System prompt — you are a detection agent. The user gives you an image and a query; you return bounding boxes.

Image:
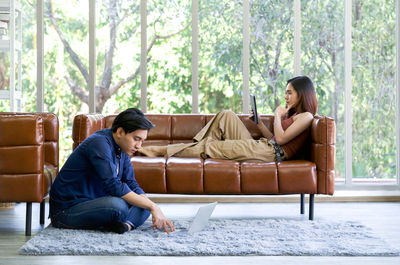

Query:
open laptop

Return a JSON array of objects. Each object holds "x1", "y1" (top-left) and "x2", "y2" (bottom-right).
[{"x1": 173, "y1": 202, "x2": 217, "y2": 234}]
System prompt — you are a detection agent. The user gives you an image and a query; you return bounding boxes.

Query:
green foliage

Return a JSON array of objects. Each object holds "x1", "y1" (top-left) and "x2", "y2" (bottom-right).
[
  {"x1": 301, "y1": 0, "x2": 345, "y2": 179},
  {"x1": 145, "y1": 0, "x2": 192, "y2": 113},
  {"x1": 250, "y1": 0, "x2": 294, "y2": 114},
  {"x1": 300, "y1": 0, "x2": 396, "y2": 180},
  {"x1": 351, "y1": 0, "x2": 396, "y2": 179},
  {"x1": 198, "y1": 0, "x2": 243, "y2": 113}
]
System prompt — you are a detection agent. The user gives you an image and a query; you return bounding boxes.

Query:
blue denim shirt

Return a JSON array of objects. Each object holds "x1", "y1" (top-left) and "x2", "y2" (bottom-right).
[{"x1": 49, "y1": 128, "x2": 144, "y2": 217}]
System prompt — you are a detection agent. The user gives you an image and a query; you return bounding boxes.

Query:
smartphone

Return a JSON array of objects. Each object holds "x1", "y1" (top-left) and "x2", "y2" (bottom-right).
[{"x1": 250, "y1": 94, "x2": 258, "y2": 124}]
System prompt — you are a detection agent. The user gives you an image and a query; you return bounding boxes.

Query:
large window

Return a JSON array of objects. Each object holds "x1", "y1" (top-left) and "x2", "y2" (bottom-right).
[
  {"x1": 98, "y1": 1, "x2": 141, "y2": 113},
  {"x1": 147, "y1": 0, "x2": 191, "y2": 113},
  {"x1": 301, "y1": 0, "x2": 345, "y2": 182},
  {"x1": 2, "y1": 0, "x2": 399, "y2": 185},
  {"x1": 0, "y1": 52, "x2": 11, "y2": 110},
  {"x1": 351, "y1": 0, "x2": 396, "y2": 183},
  {"x1": 0, "y1": 0, "x2": 34, "y2": 112},
  {"x1": 199, "y1": 0, "x2": 243, "y2": 113},
  {"x1": 43, "y1": 0, "x2": 89, "y2": 164},
  {"x1": 250, "y1": 0, "x2": 294, "y2": 114}
]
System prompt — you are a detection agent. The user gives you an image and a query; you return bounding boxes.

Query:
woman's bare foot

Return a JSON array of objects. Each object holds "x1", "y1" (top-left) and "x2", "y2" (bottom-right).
[{"x1": 138, "y1": 146, "x2": 167, "y2": 157}]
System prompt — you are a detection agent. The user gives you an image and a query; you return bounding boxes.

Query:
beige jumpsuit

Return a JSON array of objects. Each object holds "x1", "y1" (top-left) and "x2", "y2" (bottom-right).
[{"x1": 167, "y1": 110, "x2": 276, "y2": 163}]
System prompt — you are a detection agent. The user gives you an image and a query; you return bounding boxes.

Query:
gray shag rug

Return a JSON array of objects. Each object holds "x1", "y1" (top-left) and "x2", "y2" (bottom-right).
[{"x1": 19, "y1": 218, "x2": 400, "y2": 256}]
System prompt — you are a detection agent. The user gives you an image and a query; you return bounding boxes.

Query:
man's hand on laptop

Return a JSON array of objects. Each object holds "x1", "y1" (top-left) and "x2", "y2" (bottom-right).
[{"x1": 150, "y1": 204, "x2": 175, "y2": 234}]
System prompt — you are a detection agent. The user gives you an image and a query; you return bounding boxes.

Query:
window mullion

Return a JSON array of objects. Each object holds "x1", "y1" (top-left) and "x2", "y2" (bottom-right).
[
  {"x1": 344, "y1": 0, "x2": 353, "y2": 186},
  {"x1": 89, "y1": 0, "x2": 96, "y2": 113},
  {"x1": 396, "y1": 0, "x2": 400, "y2": 185},
  {"x1": 242, "y1": 0, "x2": 250, "y2": 114},
  {"x1": 140, "y1": 0, "x2": 147, "y2": 113},
  {"x1": 192, "y1": 0, "x2": 199, "y2": 113},
  {"x1": 294, "y1": 0, "x2": 301, "y2": 76},
  {"x1": 36, "y1": 0, "x2": 44, "y2": 112}
]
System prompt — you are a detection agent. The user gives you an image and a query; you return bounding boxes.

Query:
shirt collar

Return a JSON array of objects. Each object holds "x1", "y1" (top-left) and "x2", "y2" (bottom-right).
[{"x1": 107, "y1": 129, "x2": 122, "y2": 158}]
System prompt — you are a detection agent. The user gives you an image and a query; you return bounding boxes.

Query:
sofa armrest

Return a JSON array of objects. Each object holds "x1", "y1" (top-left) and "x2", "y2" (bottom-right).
[
  {"x1": 0, "y1": 114, "x2": 46, "y2": 202},
  {"x1": 37, "y1": 113, "x2": 59, "y2": 176},
  {"x1": 311, "y1": 116, "x2": 336, "y2": 195},
  {"x1": 72, "y1": 114, "x2": 105, "y2": 150}
]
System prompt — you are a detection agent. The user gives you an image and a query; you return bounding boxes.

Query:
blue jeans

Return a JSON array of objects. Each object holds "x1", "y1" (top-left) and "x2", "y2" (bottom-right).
[{"x1": 51, "y1": 196, "x2": 150, "y2": 230}]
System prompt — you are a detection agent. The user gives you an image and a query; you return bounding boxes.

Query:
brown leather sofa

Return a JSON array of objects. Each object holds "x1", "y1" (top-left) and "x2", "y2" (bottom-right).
[
  {"x1": 0, "y1": 112, "x2": 59, "y2": 236},
  {"x1": 73, "y1": 113, "x2": 335, "y2": 220}
]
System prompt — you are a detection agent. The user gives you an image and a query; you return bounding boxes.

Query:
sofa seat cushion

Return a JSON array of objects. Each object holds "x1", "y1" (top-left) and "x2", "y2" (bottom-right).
[
  {"x1": 277, "y1": 161, "x2": 317, "y2": 194},
  {"x1": 131, "y1": 157, "x2": 167, "y2": 193},
  {"x1": 0, "y1": 173, "x2": 46, "y2": 202},
  {"x1": 166, "y1": 157, "x2": 203, "y2": 194},
  {"x1": 204, "y1": 159, "x2": 240, "y2": 194},
  {"x1": 240, "y1": 162, "x2": 278, "y2": 194}
]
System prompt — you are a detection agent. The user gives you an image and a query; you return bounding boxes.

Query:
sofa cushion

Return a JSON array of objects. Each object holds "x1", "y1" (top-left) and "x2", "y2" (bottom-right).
[
  {"x1": 131, "y1": 157, "x2": 167, "y2": 193},
  {"x1": 44, "y1": 141, "x2": 58, "y2": 169},
  {"x1": 73, "y1": 114, "x2": 104, "y2": 147},
  {"x1": 0, "y1": 173, "x2": 45, "y2": 202},
  {"x1": 171, "y1": 115, "x2": 206, "y2": 140},
  {"x1": 277, "y1": 161, "x2": 317, "y2": 194},
  {"x1": 146, "y1": 114, "x2": 172, "y2": 141},
  {"x1": 166, "y1": 157, "x2": 203, "y2": 194},
  {"x1": 0, "y1": 146, "x2": 43, "y2": 174},
  {"x1": 104, "y1": 115, "x2": 117, "y2": 128},
  {"x1": 240, "y1": 162, "x2": 279, "y2": 194},
  {"x1": 0, "y1": 115, "x2": 44, "y2": 146},
  {"x1": 204, "y1": 159, "x2": 240, "y2": 194}
]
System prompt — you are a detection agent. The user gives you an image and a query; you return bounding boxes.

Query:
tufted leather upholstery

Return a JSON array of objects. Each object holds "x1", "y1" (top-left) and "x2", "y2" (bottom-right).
[
  {"x1": 0, "y1": 112, "x2": 59, "y2": 235},
  {"x1": 73, "y1": 113, "x2": 335, "y2": 196}
]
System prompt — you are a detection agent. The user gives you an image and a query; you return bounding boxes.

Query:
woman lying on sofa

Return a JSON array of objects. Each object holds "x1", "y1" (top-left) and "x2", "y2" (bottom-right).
[{"x1": 139, "y1": 75, "x2": 318, "y2": 163}]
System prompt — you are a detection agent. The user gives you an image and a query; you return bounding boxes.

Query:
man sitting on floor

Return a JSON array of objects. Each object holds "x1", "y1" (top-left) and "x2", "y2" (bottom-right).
[{"x1": 49, "y1": 108, "x2": 175, "y2": 234}]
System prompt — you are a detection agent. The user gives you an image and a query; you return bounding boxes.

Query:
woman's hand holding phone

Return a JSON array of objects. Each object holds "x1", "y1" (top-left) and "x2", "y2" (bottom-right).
[{"x1": 249, "y1": 109, "x2": 256, "y2": 122}]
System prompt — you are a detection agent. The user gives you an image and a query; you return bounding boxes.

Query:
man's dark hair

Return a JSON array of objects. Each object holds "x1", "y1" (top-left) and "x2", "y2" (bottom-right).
[{"x1": 111, "y1": 108, "x2": 154, "y2": 133}]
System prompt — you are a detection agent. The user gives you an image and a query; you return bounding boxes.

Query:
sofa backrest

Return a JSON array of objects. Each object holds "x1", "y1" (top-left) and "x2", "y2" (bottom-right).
[
  {"x1": 72, "y1": 113, "x2": 104, "y2": 150},
  {"x1": 73, "y1": 113, "x2": 276, "y2": 148},
  {"x1": 0, "y1": 112, "x2": 59, "y2": 174}
]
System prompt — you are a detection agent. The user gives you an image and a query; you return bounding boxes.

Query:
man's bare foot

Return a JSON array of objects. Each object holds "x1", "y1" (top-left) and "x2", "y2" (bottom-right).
[{"x1": 138, "y1": 146, "x2": 167, "y2": 157}]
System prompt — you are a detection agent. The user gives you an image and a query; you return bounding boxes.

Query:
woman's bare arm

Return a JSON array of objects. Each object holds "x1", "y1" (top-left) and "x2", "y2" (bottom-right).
[
  {"x1": 257, "y1": 122, "x2": 273, "y2": 139},
  {"x1": 273, "y1": 109, "x2": 313, "y2": 145},
  {"x1": 249, "y1": 110, "x2": 273, "y2": 139}
]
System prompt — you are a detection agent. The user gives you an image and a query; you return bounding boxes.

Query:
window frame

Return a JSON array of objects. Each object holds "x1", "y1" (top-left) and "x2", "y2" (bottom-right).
[{"x1": 35, "y1": 0, "x2": 400, "y2": 189}]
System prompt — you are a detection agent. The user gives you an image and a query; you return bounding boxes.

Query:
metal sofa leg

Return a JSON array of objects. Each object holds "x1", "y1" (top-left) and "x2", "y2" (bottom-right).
[
  {"x1": 309, "y1": 194, "x2": 314, "y2": 220},
  {"x1": 26, "y1": 202, "x2": 32, "y2": 236},
  {"x1": 40, "y1": 200, "x2": 45, "y2": 225},
  {"x1": 300, "y1": 194, "x2": 305, "y2": 214}
]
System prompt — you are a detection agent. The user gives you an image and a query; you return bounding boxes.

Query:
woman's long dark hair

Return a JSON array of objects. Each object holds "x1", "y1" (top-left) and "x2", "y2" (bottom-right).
[{"x1": 286, "y1": 76, "x2": 318, "y2": 117}]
